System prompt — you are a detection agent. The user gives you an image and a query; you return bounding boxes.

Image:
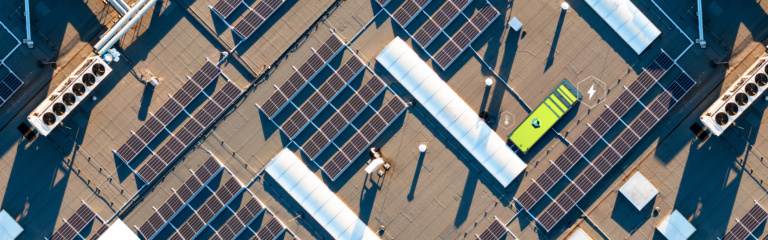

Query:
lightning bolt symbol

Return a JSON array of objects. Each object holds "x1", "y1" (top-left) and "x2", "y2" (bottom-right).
[{"x1": 587, "y1": 84, "x2": 596, "y2": 100}]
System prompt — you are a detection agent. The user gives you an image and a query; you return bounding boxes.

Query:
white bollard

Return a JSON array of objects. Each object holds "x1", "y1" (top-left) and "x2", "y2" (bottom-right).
[
  {"x1": 485, "y1": 78, "x2": 493, "y2": 87},
  {"x1": 561, "y1": 2, "x2": 570, "y2": 10},
  {"x1": 418, "y1": 144, "x2": 427, "y2": 153}
]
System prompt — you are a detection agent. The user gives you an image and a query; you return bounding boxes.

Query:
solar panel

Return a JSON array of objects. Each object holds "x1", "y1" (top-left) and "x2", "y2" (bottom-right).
[
  {"x1": 319, "y1": 75, "x2": 344, "y2": 99},
  {"x1": 0, "y1": 73, "x2": 22, "y2": 104},
  {"x1": 256, "y1": 218, "x2": 284, "y2": 240},
  {"x1": 635, "y1": 71, "x2": 656, "y2": 90},
  {"x1": 646, "y1": 62, "x2": 665, "y2": 80},
  {"x1": 48, "y1": 204, "x2": 96, "y2": 240},
  {"x1": 317, "y1": 34, "x2": 344, "y2": 62},
  {"x1": 234, "y1": 10, "x2": 262, "y2": 38},
  {"x1": 654, "y1": 52, "x2": 674, "y2": 70},
  {"x1": 414, "y1": 19, "x2": 439, "y2": 47},
  {"x1": 536, "y1": 72, "x2": 695, "y2": 231},
  {"x1": 212, "y1": 0, "x2": 241, "y2": 18},
  {"x1": 477, "y1": 219, "x2": 506, "y2": 240},
  {"x1": 392, "y1": 1, "x2": 416, "y2": 26},
  {"x1": 89, "y1": 224, "x2": 110, "y2": 240}
]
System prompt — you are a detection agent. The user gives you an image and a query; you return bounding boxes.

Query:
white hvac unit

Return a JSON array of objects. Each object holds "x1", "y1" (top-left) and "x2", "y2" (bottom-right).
[
  {"x1": 28, "y1": 56, "x2": 112, "y2": 136},
  {"x1": 701, "y1": 55, "x2": 768, "y2": 136}
]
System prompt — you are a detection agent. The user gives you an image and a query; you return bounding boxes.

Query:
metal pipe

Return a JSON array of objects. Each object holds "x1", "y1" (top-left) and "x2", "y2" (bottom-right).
[
  {"x1": 117, "y1": 0, "x2": 131, "y2": 14},
  {"x1": 696, "y1": 0, "x2": 706, "y2": 48},
  {"x1": 23, "y1": 0, "x2": 33, "y2": 48},
  {"x1": 98, "y1": 0, "x2": 157, "y2": 56},
  {"x1": 108, "y1": 0, "x2": 128, "y2": 15},
  {"x1": 94, "y1": 0, "x2": 150, "y2": 51}
]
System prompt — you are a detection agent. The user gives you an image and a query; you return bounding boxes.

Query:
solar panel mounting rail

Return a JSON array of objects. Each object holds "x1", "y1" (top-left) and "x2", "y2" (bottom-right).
[
  {"x1": 137, "y1": 156, "x2": 223, "y2": 239},
  {"x1": 515, "y1": 52, "x2": 674, "y2": 212},
  {"x1": 299, "y1": 76, "x2": 387, "y2": 160},
  {"x1": 258, "y1": 33, "x2": 345, "y2": 119},
  {"x1": 536, "y1": 71, "x2": 695, "y2": 232}
]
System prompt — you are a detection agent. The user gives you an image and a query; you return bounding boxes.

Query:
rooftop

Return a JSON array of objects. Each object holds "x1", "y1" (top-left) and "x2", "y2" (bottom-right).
[{"x1": 0, "y1": 0, "x2": 767, "y2": 239}]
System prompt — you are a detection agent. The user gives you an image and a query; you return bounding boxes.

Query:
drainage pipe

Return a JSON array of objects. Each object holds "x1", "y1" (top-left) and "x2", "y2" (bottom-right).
[
  {"x1": 93, "y1": 0, "x2": 150, "y2": 51},
  {"x1": 98, "y1": 0, "x2": 157, "y2": 56}
]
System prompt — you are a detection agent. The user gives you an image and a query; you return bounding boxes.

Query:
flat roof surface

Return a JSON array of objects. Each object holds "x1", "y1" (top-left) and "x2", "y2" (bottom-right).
[{"x1": 1, "y1": 0, "x2": 768, "y2": 239}]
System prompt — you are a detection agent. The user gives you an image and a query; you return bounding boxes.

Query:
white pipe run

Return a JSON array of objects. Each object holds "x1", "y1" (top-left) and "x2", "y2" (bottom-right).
[
  {"x1": 94, "y1": 0, "x2": 150, "y2": 51},
  {"x1": 23, "y1": 0, "x2": 32, "y2": 47},
  {"x1": 98, "y1": 0, "x2": 157, "y2": 56},
  {"x1": 118, "y1": 0, "x2": 131, "y2": 14},
  {"x1": 108, "y1": 0, "x2": 128, "y2": 15}
]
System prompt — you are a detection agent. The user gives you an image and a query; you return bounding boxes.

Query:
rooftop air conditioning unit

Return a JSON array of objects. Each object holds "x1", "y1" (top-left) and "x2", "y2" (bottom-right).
[
  {"x1": 701, "y1": 55, "x2": 768, "y2": 136},
  {"x1": 28, "y1": 56, "x2": 112, "y2": 136}
]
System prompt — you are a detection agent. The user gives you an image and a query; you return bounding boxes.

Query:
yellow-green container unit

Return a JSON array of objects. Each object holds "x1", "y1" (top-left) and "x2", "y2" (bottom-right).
[{"x1": 509, "y1": 79, "x2": 581, "y2": 154}]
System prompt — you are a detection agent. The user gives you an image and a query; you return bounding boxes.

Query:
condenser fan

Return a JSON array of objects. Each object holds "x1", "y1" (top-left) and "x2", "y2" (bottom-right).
[
  {"x1": 715, "y1": 112, "x2": 729, "y2": 126},
  {"x1": 73, "y1": 83, "x2": 86, "y2": 96},
  {"x1": 43, "y1": 112, "x2": 57, "y2": 126},
  {"x1": 725, "y1": 102, "x2": 739, "y2": 116},
  {"x1": 82, "y1": 73, "x2": 96, "y2": 86},
  {"x1": 92, "y1": 63, "x2": 106, "y2": 77},
  {"x1": 62, "y1": 93, "x2": 76, "y2": 106},
  {"x1": 746, "y1": 83, "x2": 759, "y2": 96},
  {"x1": 756, "y1": 73, "x2": 768, "y2": 86},
  {"x1": 52, "y1": 103, "x2": 66, "y2": 116}
]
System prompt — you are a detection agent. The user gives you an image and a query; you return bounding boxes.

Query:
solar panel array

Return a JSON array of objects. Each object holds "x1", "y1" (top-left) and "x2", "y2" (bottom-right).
[
  {"x1": 48, "y1": 204, "x2": 96, "y2": 240},
  {"x1": 0, "y1": 70, "x2": 23, "y2": 107},
  {"x1": 212, "y1": 0, "x2": 243, "y2": 18},
  {"x1": 477, "y1": 219, "x2": 507, "y2": 240},
  {"x1": 280, "y1": 55, "x2": 365, "y2": 138},
  {"x1": 259, "y1": 34, "x2": 345, "y2": 119},
  {"x1": 88, "y1": 224, "x2": 109, "y2": 240},
  {"x1": 537, "y1": 71, "x2": 695, "y2": 232},
  {"x1": 210, "y1": 198, "x2": 265, "y2": 240},
  {"x1": 722, "y1": 204, "x2": 768, "y2": 240},
  {"x1": 375, "y1": 0, "x2": 391, "y2": 7},
  {"x1": 322, "y1": 96, "x2": 408, "y2": 180},
  {"x1": 412, "y1": 0, "x2": 471, "y2": 48},
  {"x1": 433, "y1": 4, "x2": 499, "y2": 69},
  {"x1": 136, "y1": 81, "x2": 243, "y2": 183},
  {"x1": 255, "y1": 218, "x2": 285, "y2": 240},
  {"x1": 137, "y1": 157, "x2": 222, "y2": 239},
  {"x1": 233, "y1": 0, "x2": 285, "y2": 38},
  {"x1": 515, "y1": 52, "x2": 674, "y2": 211},
  {"x1": 300, "y1": 76, "x2": 387, "y2": 159},
  {"x1": 392, "y1": 0, "x2": 432, "y2": 27},
  {"x1": 115, "y1": 61, "x2": 220, "y2": 163},
  {"x1": 169, "y1": 177, "x2": 243, "y2": 239}
]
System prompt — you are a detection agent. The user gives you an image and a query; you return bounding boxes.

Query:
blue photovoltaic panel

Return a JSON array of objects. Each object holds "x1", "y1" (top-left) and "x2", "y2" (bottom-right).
[
  {"x1": 0, "y1": 71, "x2": 22, "y2": 104},
  {"x1": 256, "y1": 218, "x2": 284, "y2": 240},
  {"x1": 213, "y1": 0, "x2": 242, "y2": 18}
]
